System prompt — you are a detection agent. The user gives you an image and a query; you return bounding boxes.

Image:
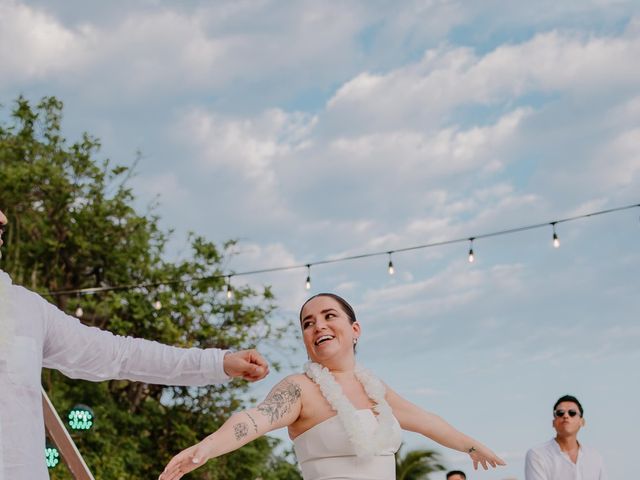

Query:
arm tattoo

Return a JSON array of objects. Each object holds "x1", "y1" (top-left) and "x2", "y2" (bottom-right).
[
  {"x1": 233, "y1": 422, "x2": 249, "y2": 441},
  {"x1": 245, "y1": 412, "x2": 259, "y2": 434},
  {"x1": 257, "y1": 379, "x2": 302, "y2": 424}
]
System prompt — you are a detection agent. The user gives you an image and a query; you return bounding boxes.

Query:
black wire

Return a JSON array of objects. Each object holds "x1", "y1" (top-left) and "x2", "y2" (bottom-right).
[{"x1": 43, "y1": 201, "x2": 640, "y2": 297}]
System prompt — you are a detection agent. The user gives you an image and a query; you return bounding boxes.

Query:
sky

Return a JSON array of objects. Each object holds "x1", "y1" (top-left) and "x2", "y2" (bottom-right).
[{"x1": 1, "y1": 0, "x2": 639, "y2": 478}]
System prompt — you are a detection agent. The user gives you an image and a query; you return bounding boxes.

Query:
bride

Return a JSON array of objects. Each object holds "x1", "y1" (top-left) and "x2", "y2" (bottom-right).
[{"x1": 159, "y1": 293, "x2": 505, "y2": 480}]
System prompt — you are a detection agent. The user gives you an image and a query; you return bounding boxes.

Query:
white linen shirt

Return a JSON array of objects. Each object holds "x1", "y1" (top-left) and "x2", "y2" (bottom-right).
[
  {"x1": 525, "y1": 438, "x2": 608, "y2": 480},
  {"x1": 0, "y1": 270, "x2": 231, "y2": 480}
]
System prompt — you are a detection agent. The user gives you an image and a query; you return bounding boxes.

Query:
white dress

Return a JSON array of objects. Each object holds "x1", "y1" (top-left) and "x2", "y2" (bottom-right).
[{"x1": 293, "y1": 409, "x2": 402, "y2": 480}]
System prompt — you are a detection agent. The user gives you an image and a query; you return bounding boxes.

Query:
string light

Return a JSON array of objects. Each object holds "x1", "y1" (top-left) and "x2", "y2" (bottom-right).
[
  {"x1": 468, "y1": 238, "x2": 475, "y2": 263},
  {"x1": 73, "y1": 292, "x2": 84, "y2": 317},
  {"x1": 41, "y1": 202, "x2": 640, "y2": 301},
  {"x1": 551, "y1": 222, "x2": 560, "y2": 248},
  {"x1": 387, "y1": 252, "x2": 395, "y2": 275},
  {"x1": 226, "y1": 275, "x2": 233, "y2": 299}
]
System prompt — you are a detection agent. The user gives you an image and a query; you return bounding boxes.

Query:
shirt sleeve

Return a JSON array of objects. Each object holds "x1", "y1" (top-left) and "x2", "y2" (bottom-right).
[
  {"x1": 40, "y1": 295, "x2": 231, "y2": 385},
  {"x1": 524, "y1": 449, "x2": 548, "y2": 480}
]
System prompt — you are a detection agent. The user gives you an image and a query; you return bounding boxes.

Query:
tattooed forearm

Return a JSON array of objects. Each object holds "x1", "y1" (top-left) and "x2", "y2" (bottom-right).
[
  {"x1": 257, "y1": 379, "x2": 302, "y2": 424},
  {"x1": 233, "y1": 422, "x2": 249, "y2": 441},
  {"x1": 245, "y1": 412, "x2": 259, "y2": 434}
]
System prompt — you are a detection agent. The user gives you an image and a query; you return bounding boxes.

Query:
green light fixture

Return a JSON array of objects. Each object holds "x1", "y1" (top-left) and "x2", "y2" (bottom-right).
[
  {"x1": 68, "y1": 404, "x2": 94, "y2": 431},
  {"x1": 45, "y1": 441, "x2": 60, "y2": 468}
]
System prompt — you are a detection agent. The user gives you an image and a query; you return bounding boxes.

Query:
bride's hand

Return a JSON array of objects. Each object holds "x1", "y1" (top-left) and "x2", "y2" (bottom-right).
[
  {"x1": 468, "y1": 444, "x2": 506, "y2": 470},
  {"x1": 158, "y1": 440, "x2": 213, "y2": 480}
]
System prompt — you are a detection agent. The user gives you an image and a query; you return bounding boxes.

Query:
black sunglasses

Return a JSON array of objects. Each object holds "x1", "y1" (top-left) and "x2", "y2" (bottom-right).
[{"x1": 554, "y1": 409, "x2": 579, "y2": 418}]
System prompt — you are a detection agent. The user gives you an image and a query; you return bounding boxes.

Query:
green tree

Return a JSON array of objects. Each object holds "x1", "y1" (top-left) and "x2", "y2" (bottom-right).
[
  {"x1": 395, "y1": 443, "x2": 446, "y2": 480},
  {"x1": 0, "y1": 96, "x2": 301, "y2": 479}
]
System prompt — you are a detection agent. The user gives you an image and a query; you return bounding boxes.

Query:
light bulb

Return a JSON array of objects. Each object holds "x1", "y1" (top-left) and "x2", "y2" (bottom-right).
[
  {"x1": 68, "y1": 404, "x2": 95, "y2": 431},
  {"x1": 551, "y1": 223, "x2": 560, "y2": 248},
  {"x1": 225, "y1": 275, "x2": 233, "y2": 299},
  {"x1": 45, "y1": 442, "x2": 60, "y2": 469},
  {"x1": 467, "y1": 238, "x2": 475, "y2": 263},
  {"x1": 75, "y1": 306, "x2": 83, "y2": 318},
  {"x1": 388, "y1": 261, "x2": 395, "y2": 275},
  {"x1": 153, "y1": 300, "x2": 162, "y2": 310},
  {"x1": 305, "y1": 275, "x2": 311, "y2": 290}
]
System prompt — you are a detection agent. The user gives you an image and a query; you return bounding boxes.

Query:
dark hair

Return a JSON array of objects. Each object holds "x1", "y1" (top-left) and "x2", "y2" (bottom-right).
[
  {"x1": 553, "y1": 394, "x2": 584, "y2": 417},
  {"x1": 299, "y1": 293, "x2": 357, "y2": 325},
  {"x1": 446, "y1": 471, "x2": 466, "y2": 479},
  {"x1": 300, "y1": 293, "x2": 358, "y2": 352}
]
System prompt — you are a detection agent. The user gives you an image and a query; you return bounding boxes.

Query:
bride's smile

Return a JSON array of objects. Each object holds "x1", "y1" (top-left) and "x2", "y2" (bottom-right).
[{"x1": 300, "y1": 296, "x2": 361, "y2": 365}]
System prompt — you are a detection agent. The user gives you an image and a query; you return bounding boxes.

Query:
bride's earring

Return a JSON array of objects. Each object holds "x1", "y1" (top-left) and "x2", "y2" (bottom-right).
[{"x1": 353, "y1": 338, "x2": 358, "y2": 345}]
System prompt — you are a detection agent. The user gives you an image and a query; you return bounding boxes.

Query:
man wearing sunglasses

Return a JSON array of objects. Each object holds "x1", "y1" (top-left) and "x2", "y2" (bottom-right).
[
  {"x1": 524, "y1": 394, "x2": 607, "y2": 479},
  {"x1": 0, "y1": 207, "x2": 270, "y2": 479}
]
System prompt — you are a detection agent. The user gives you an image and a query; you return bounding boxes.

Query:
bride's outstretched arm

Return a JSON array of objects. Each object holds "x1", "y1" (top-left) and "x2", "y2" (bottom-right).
[
  {"x1": 384, "y1": 384, "x2": 506, "y2": 471},
  {"x1": 159, "y1": 376, "x2": 303, "y2": 480}
]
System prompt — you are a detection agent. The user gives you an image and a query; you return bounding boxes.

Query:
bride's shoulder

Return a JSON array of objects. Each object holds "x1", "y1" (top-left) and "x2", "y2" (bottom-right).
[
  {"x1": 284, "y1": 372, "x2": 315, "y2": 390},
  {"x1": 279, "y1": 373, "x2": 322, "y2": 405},
  {"x1": 268, "y1": 373, "x2": 314, "y2": 395}
]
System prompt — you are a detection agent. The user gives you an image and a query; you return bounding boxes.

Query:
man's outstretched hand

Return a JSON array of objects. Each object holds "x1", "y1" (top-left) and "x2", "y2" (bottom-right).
[{"x1": 223, "y1": 349, "x2": 269, "y2": 381}]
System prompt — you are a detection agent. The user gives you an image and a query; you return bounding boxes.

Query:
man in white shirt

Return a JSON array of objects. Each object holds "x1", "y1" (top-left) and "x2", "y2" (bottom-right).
[
  {"x1": 524, "y1": 395, "x2": 607, "y2": 480},
  {"x1": 0, "y1": 208, "x2": 270, "y2": 479}
]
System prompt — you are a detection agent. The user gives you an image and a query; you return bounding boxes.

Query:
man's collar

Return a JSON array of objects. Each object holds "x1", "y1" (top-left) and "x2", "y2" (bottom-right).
[{"x1": 553, "y1": 436, "x2": 581, "y2": 451}]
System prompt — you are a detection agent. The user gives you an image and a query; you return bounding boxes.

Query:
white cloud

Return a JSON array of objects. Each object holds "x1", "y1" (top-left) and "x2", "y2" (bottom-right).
[
  {"x1": 526, "y1": 95, "x2": 640, "y2": 204},
  {"x1": 170, "y1": 102, "x2": 532, "y2": 260},
  {"x1": 0, "y1": 0, "x2": 86, "y2": 83},
  {"x1": 173, "y1": 107, "x2": 316, "y2": 226},
  {"x1": 0, "y1": 0, "x2": 372, "y2": 97},
  {"x1": 328, "y1": 108, "x2": 529, "y2": 180},
  {"x1": 180, "y1": 107, "x2": 315, "y2": 181},
  {"x1": 591, "y1": 127, "x2": 640, "y2": 188},
  {"x1": 326, "y1": 29, "x2": 640, "y2": 133},
  {"x1": 360, "y1": 262, "x2": 493, "y2": 321}
]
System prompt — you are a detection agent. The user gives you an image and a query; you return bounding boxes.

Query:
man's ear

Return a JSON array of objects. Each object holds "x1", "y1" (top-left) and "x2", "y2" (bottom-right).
[{"x1": 581, "y1": 417, "x2": 586, "y2": 427}]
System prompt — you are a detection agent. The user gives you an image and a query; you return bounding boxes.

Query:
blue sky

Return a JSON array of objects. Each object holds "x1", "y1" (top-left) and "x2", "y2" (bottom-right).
[{"x1": 2, "y1": 1, "x2": 639, "y2": 478}]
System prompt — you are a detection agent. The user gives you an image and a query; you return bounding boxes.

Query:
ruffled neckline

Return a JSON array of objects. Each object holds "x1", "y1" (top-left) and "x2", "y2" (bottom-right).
[{"x1": 304, "y1": 362, "x2": 397, "y2": 457}]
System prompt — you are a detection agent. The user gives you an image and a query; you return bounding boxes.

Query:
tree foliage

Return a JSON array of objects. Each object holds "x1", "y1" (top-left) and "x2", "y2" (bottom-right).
[
  {"x1": 0, "y1": 96, "x2": 301, "y2": 479},
  {"x1": 395, "y1": 443, "x2": 446, "y2": 480}
]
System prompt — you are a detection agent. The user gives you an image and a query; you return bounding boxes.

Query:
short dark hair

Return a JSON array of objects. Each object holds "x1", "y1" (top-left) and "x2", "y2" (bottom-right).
[
  {"x1": 553, "y1": 394, "x2": 584, "y2": 417},
  {"x1": 446, "y1": 471, "x2": 466, "y2": 479}
]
